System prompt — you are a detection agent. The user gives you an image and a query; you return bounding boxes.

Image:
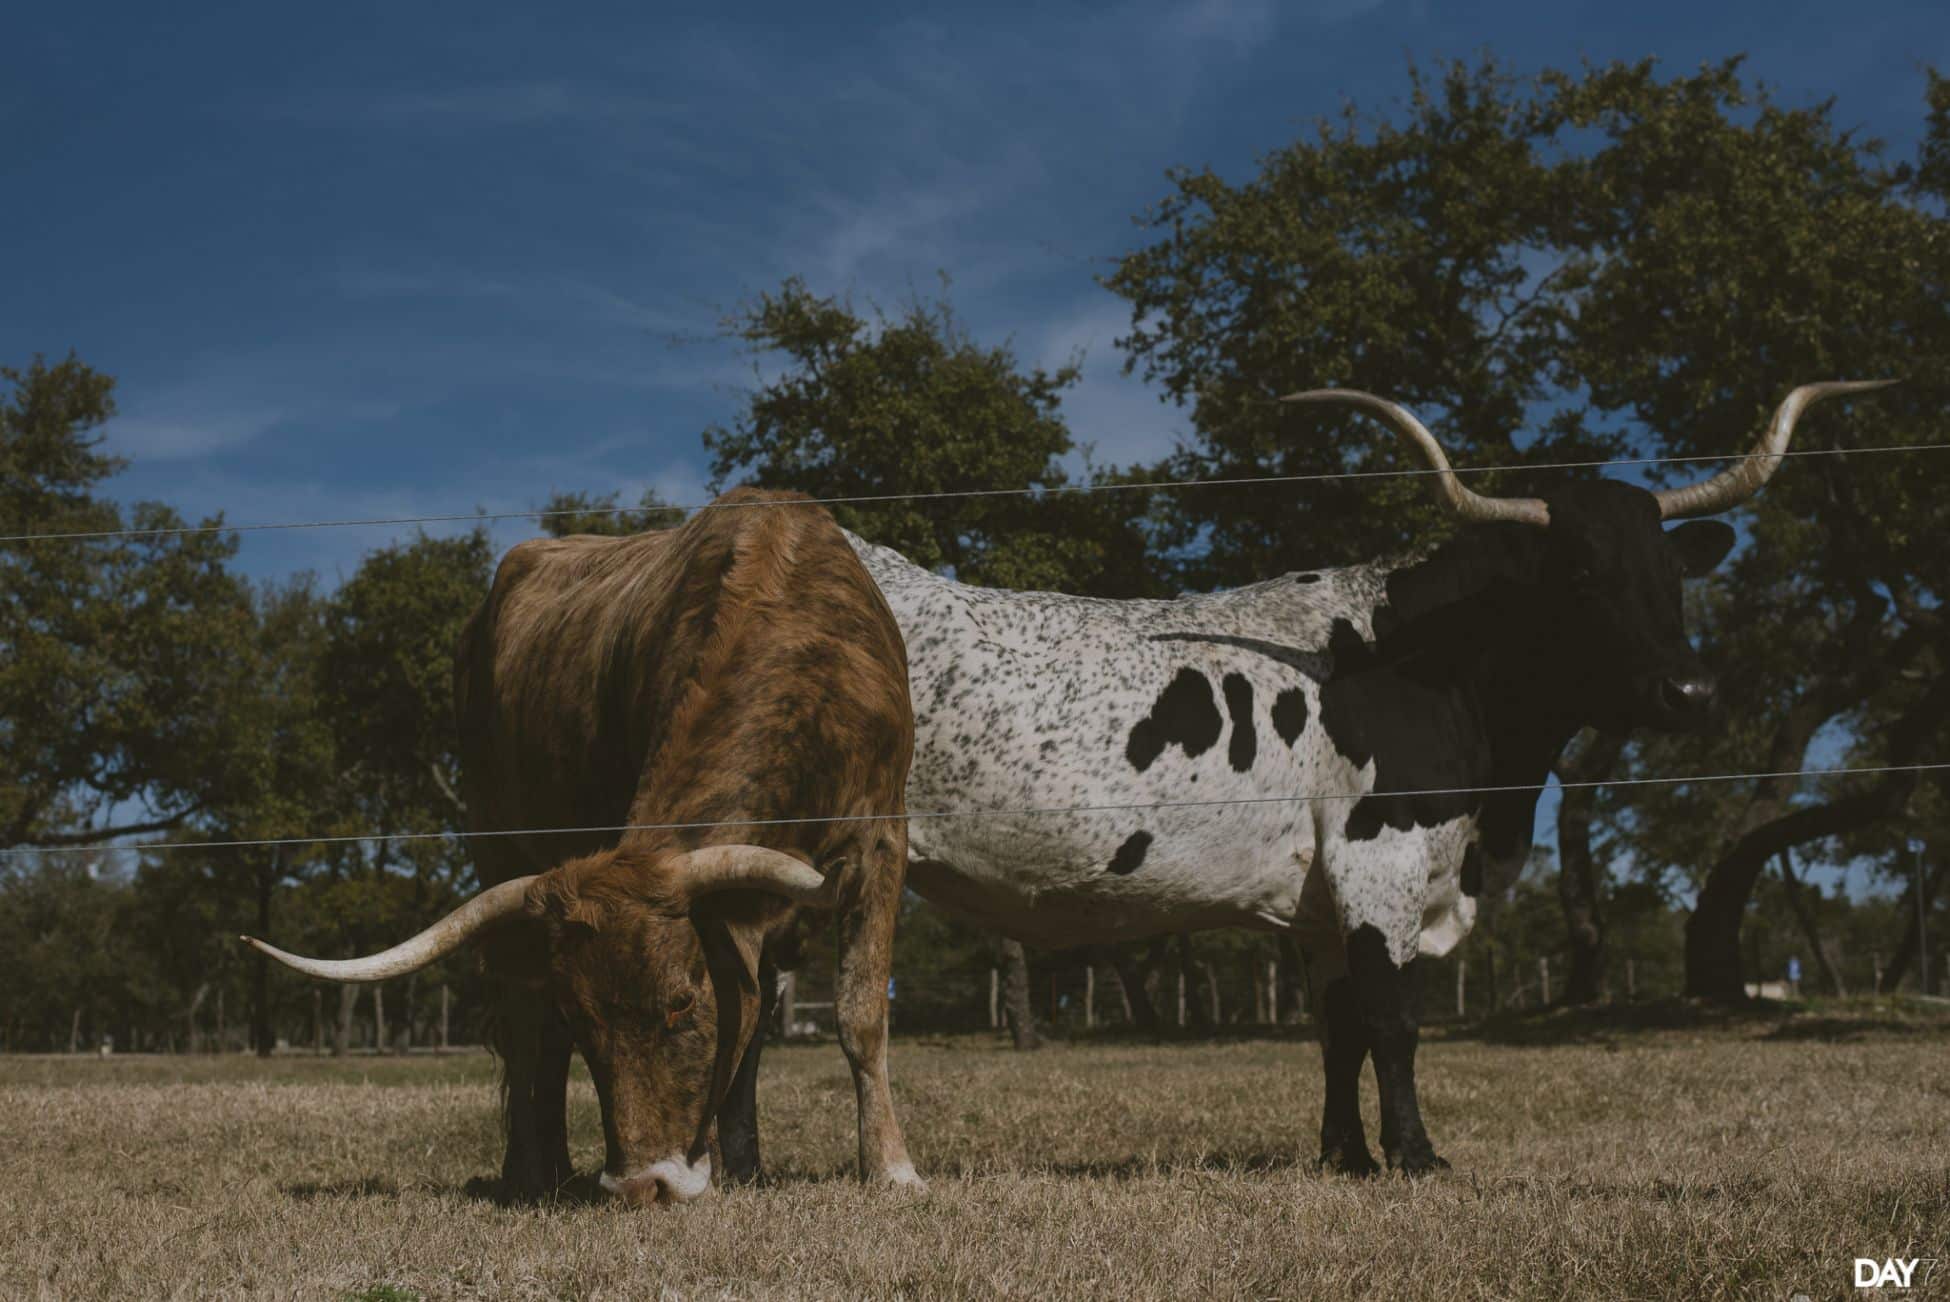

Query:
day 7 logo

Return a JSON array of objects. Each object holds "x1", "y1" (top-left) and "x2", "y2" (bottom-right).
[{"x1": 1855, "y1": 1257, "x2": 1939, "y2": 1290}]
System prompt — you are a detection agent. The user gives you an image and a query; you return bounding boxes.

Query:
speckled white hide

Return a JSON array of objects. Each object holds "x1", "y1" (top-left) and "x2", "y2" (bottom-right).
[{"x1": 848, "y1": 532, "x2": 1479, "y2": 969}]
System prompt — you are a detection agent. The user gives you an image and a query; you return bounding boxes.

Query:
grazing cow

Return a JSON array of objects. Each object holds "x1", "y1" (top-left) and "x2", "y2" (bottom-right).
[
  {"x1": 244, "y1": 489, "x2": 921, "y2": 1204},
  {"x1": 849, "y1": 381, "x2": 1887, "y2": 1176}
]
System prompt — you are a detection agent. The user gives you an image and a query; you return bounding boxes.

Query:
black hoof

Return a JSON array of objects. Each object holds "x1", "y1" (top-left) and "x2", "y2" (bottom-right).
[
  {"x1": 1388, "y1": 1150, "x2": 1450, "y2": 1178},
  {"x1": 1317, "y1": 1147, "x2": 1382, "y2": 1178}
]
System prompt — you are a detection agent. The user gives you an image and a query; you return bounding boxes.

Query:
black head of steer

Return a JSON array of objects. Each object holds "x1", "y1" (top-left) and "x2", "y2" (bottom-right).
[
  {"x1": 1295, "y1": 381, "x2": 1896, "y2": 747},
  {"x1": 1281, "y1": 379, "x2": 1892, "y2": 1178},
  {"x1": 1526, "y1": 480, "x2": 1730, "y2": 733}
]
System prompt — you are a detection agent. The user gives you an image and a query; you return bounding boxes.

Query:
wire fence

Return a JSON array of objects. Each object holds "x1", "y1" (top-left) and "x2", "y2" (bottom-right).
[
  {"x1": 8, "y1": 760, "x2": 1945, "y2": 860},
  {"x1": 6, "y1": 438, "x2": 1948, "y2": 545}
]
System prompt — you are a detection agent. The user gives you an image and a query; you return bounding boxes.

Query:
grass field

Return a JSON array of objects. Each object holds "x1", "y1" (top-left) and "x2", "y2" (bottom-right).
[{"x1": 2, "y1": 1000, "x2": 1945, "y2": 1300}]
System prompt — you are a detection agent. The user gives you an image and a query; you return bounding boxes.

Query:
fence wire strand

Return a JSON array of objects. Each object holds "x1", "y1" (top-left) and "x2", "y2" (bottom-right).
[
  {"x1": 6, "y1": 440, "x2": 1950, "y2": 545},
  {"x1": 9, "y1": 759, "x2": 1944, "y2": 860}
]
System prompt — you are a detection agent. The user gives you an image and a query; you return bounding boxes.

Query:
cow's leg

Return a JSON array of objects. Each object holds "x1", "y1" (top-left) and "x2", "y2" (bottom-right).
[
  {"x1": 833, "y1": 836, "x2": 922, "y2": 1189},
  {"x1": 716, "y1": 951, "x2": 779, "y2": 1186},
  {"x1": 1346, "y1": 924, "x2": 1446, "y2": 1175},
  {"x1": 1305, "y1": 944, "x2": 1379, "y2": 1176},
  {"x1": 531, "y1": 1005, "x2": 577, "y2": 1191},
  {"x1": 489, "y1": 977, "x2": 553, "y2": 1199}
]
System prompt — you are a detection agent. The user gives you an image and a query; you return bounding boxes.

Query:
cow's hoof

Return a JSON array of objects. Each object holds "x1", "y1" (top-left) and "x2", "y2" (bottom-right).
[
  {"x1": 1388, "y1": 1151, "x2": 1450, "y2": 1178},
  {"x1": 1316, "y1": 1147, "x2": 1381, "y2": 1178},
  {"x1": 722, "y1": 1166, "x2": 770, "y2": 1189},
  {"x1": 875, "y1": 1162, "x2": 929, "y2": 1195}
]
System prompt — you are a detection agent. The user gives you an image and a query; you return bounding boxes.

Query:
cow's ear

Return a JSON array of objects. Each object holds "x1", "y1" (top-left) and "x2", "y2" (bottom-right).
[
  {"x1": 525, "y1": 869, "x2": 601, "y2": 940},
  {"x1": 1665, "y1": 520, "x2": 1735, "y2": 577}
]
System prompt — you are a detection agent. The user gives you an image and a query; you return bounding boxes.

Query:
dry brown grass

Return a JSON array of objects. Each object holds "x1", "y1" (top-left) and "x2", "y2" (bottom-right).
[{"x1": 2, "y1": 1000, "x2": 1946, "y2": 1300}]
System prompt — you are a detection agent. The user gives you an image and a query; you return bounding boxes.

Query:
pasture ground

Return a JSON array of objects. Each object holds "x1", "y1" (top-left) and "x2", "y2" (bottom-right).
[{"x1": 1, "y1": 999, "x2": 1945, "y2": 1300}]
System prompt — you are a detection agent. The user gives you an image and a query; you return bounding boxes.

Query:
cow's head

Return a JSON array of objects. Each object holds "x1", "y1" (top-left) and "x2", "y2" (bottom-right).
[
  {"x1": 242, "y1": 843, "x2": 833, "y2": 1206},
  {"x1": 1285, "y1": 381, "x2": 1894, "y2": 734}
]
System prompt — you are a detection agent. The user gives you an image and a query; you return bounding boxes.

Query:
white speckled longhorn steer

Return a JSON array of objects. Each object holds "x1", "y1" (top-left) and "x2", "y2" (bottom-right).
[{"x1": 838, "y1": 380, "x2": 1886, "y2": 1176}]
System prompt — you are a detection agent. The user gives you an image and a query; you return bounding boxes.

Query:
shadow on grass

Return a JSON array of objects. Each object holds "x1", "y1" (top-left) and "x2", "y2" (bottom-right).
[
  {"x1": 891, "y1": 996, "x2": 1948, "y2": 1054},
  {"x1": 918, "y1": 1150, "x2": 1313, "y2": 1181},
  {"x1": 1430, "y1": 996, "x2": 1948, "y2": 1047},
  {"x1": 280, "y1": 1172, "x2": 611, "y2": 1206},
  {"x1": 1758, "y1": 1015, "x2": 1946, "y2": 1042}
]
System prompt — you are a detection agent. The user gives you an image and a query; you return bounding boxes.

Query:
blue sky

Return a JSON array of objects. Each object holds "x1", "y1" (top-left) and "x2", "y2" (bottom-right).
[
  {"x1": 9, "y1": 0, "x2": 1945, "y2": 584},
  {"x1": 8, "y1": 1, "x2": 1943, "y2": 892}
]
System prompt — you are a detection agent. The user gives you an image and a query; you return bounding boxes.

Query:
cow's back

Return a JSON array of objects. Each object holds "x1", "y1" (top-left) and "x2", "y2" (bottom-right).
[{"x1": 457, "y1": 489, "x2": 911, "y2": 885}]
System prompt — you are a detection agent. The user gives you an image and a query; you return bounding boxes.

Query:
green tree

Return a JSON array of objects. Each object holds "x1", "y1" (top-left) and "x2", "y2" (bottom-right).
[
  {"x1": 201, "y1": 580, "x2": 339, "y2": 1054},
  {"x1": 308, "y1": 530, "x2": 495, "y2": 1050},
  {"x1": 1548, "y1": 58, "x2": 1950, "y2": 999},
  {"x1": 704, "y1": 277, "x2": 1164, "y2": 597},
  {"x1": 1108, "y1": 56, "x2": 1948, "y2": 1003},
  {"x1": 1, "y1": 354, "x2": 258, "y2": 852},
  {"x1": 1104, "y1": 59, "x2": 1622, "y2": 588},
  {"x1": 534, "y1": 488, "x2": 685, "y2": 538},
  {"x1": 319, "y1": 530, "x2": 494, "y2": 832}
]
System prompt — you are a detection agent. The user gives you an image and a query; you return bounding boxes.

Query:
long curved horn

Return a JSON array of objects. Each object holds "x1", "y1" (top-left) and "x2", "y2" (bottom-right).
[
  {"x1": 1281, "y1": 388, "x2": 1551, "y2": 527},
  {"x1": 239, "y1": 875, "x2": 537, "y2": 982},
  {"x1": 676, "y1": 845, "x2": 835, "y2": 906},
  {"x1": 1652, "y1": 380, "x2": 1898, "y2": 520}
]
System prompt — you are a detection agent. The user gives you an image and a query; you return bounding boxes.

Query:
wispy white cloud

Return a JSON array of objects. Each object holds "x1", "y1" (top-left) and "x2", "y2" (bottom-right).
[
  {"x1": 331, "y1": 262, "x2": 703, "y2": 337},
  {"x1": 284, "y1": 81, "x2": 680, "y2": 127},
  {"x1": 105, "y1": 356, "x2": 403, "y2": 463},
  {"x1": 1166, "y1": 0, "x2": 1284, "y2": 50}
]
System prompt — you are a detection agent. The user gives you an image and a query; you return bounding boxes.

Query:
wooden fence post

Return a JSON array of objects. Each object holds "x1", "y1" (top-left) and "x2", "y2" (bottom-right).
[
  {"x1": 988, "y1": 968, "x2": 999, "y2": 1029},
  {"x1": 1266, "y1": 959, "x2": 1278, "y2": 1025},
  {"x1": 1457, "y1": 960, "x2": 1466, "y2": 1018},
  {"x1": 1177, "y1": 972, "x2": 1186, "y2": 1027},
  {"x1": 1085, "y1": 966, "x2": 1096, "y2": 1029},
  {"x1": 439, "y1": 984, "x2": 450, "y2": 1053}
]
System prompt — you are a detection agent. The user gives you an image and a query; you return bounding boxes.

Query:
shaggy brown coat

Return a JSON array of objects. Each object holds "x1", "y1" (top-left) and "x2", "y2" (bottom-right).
[{"x1": 455, "y1": 488, "x2": 917, "y2": 1203}]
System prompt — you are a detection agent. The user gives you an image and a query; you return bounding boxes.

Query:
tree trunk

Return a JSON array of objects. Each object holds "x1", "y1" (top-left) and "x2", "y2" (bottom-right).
[
  {"x1": 373, "y1": 984, "x2": 387, "y2": 1055},
  {"x1": 252, "y1": 857, "x2": 274, "y2": 1057},
  {"x1": 68, "y1": 1006, "x2": 82, "y2": 1054},
  {"x1": 1776, "y1": 849, "x2": 1847, "y2": 996},
  {"x1": 215, "y1": 987, "x2": 226, "y2": 1053},
  {"x1": 1277, "y1": 934, "x2": 1306, "y2": 1025},
  {"x1": 333, "y1": 983, "x2": 357, "y2": 1057},
  {"x1": 402, "y1": 974, "x2": 418, "y2": 1052},
  {"x1": 1109, "y1": 948, "x2": 1158, "y2": 1031},
  {"x1": 313, "y1": 987, "x2": 324, "y2": 1055},
  {"x1": 1686, "y1": 664, "x2": 1950, "y2": 1000},
  {"x1": 185, "y1": 982, "x2": 209, "y2": 1055},
  {"x1": 1878, "y1": 851, "x2": 1944, "y2": 994},
  {"x1": 1198, "y1": 960, "x2": 1221, "y2": 1026},
  {"x1": 1556, "y1": 732, "x2": 1623, "y2": 1005},
  {"x1": 999, "y1": 938, "x2": 1039, "y2": 1050},
  {"x1": 1178, "y1": 933, "x2": 1212, "y2": 1032}
]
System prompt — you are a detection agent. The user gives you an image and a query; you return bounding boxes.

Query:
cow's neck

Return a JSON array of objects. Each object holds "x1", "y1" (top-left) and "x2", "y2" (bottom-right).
[{"x1": 1365, "y1": 525, "x2": 1585, "y2": 864}]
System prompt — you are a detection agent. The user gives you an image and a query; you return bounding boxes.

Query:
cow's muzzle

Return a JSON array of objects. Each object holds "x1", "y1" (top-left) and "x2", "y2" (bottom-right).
[{"x1": 598, "y1": 1153, "x2": 714, "y2": 1207}]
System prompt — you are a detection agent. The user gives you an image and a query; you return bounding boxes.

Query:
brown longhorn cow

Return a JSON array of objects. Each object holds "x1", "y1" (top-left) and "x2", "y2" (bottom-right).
[{"x1": 244, "y1": 488, "x2": 921, "y2": 1204}]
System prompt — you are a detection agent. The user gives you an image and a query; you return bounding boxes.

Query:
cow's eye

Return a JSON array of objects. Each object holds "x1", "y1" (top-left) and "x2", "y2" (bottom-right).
[{"x1": 665, "y1": 991, "x2": 698, "y2": 1027}]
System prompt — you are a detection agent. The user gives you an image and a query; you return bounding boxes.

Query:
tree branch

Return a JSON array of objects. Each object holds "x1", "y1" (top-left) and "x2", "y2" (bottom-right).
[
  {"x1": 29, "y1": 806, "x2": 202, "y2": 848},
  {"x1": 427, "y1": 762, "x2": 467, "y2": 822}
]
